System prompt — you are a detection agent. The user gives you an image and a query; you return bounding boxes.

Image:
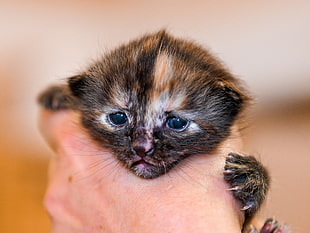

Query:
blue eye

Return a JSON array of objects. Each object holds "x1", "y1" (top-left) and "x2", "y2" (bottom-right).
[
  {"x1": 166, "y1": 117, "x2": 188, "y2": 130},
  {"x1": 108, "y1": 112, "x2": 128, "y2": 126}
]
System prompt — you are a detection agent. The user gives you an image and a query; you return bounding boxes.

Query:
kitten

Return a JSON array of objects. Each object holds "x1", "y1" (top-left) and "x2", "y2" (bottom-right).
[{"x1": 38, "y1": 30, "x2": 286, "y2": 232}]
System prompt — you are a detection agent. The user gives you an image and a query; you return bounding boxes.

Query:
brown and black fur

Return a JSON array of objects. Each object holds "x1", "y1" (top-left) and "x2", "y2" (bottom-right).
[{"x1": 38, "y1": 30, "x2": 286, "y2": 232}]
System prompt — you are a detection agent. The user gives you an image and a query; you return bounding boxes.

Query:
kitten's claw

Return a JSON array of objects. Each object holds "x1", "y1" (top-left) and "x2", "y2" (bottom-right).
[
  {"x1": 223, "y1": 169, "x2": 233, "y2": 174},
  {"x1": 224, "y1": 152, "x2": 270, "y2": 223},
  {"x1": 241, "y1": 204, "x2": 253, "y2": 211},
  {"x1": 226, "y1": 186, "x2": 242, "y2": 191},
  {"x1": 244, "y1": 218, "x2": 290, "y2": 233}
]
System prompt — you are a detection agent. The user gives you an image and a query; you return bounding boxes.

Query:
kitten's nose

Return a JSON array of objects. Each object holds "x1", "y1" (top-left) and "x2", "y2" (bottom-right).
[
  {"x1": 132, "y1": 127, "x2": 154, "y2": 158},
  {"x1": 133, "y1": 145, "x2": 155, "y2": 158}
]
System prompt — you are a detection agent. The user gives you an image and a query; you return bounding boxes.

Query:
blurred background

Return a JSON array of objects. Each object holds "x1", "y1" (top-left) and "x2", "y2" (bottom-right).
[{"x1": 0, "y1": 0, "x2": 309, "y2": 232}]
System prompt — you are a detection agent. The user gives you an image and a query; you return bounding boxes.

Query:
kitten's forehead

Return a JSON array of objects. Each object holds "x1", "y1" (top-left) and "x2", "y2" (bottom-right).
[
  {"x1": 89, "y1": 31, "x2": 245, "y2": 129},
  {"x1": 144, "y1": 53, "x2": 186, "y2": 128},
  {"x1": 103, "y1": 51, "x2": 187, "y2": 128},
  {"x1": 153, "y1": 53, "x2": 174, "y2": 90}
]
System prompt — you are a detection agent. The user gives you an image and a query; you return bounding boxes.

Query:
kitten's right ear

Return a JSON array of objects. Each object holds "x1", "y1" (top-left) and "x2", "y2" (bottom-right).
[{"x1": 68, "y1": 75, "x2": 88, "y2": 97}]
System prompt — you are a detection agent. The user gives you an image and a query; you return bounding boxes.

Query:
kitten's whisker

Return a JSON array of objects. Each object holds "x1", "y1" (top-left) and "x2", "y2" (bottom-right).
[
  {"x1": 174, "y1": 167, "x2": 194, "y2": 185},
  {"x1": 104, "y1": 160, "x2": 122, "y2": 179},
  {"x1": 73, "y1": 157, "x2": 116, "y2": 182},
  {"x1": 175, "y1": 164, "x2": 207, "y2": 189},
  {"x1": 87, "y1": 158, "x2": 114, "y2": 170},
  {"x1": 87, "y1": 160, "x2": 122, "y2": 189}
]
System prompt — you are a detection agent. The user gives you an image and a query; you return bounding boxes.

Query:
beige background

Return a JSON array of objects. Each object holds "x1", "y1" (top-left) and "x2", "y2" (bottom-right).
[{"x1": 0, "y1": 0, "x2": 309, "y2": 232}]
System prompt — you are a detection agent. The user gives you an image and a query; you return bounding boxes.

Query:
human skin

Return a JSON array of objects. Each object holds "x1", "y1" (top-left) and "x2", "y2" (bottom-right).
[{"x1": 39, "y1": 110, "x2": 245, "y2": 233}]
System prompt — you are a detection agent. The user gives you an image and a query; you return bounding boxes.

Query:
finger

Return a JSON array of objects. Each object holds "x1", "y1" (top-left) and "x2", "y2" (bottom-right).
[{"x1": 38, "y1": 109, "x2": 75, "y2": 151}]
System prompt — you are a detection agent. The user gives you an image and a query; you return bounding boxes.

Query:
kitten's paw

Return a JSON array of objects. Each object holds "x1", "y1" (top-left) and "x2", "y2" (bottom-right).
[
  {"x1": 38, "y1": 85, "x2": 75, "y2": 110},
  {"x1": 224, "y1": 153, "x2": 269, "y2": 219},
  {"x1": 244, "y1": 218, "x2": 290, "y2": 233}
]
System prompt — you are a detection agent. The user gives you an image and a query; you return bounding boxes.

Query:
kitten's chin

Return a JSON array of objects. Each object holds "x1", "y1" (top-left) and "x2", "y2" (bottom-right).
[{"x1": 130, "y1": 161, "x2": 165, "y2": 179}]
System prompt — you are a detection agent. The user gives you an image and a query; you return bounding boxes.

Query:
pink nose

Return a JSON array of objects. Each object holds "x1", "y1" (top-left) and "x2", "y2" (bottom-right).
[
  {"x1": 133, "y1": 145, "x2": 155, "y2": 157},
  {"x1": 132, "y1": 127, "x2": 154, "y2": 157}
]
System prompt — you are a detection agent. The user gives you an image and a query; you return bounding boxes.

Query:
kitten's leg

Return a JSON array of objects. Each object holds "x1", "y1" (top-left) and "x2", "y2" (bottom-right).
[
  {"x1": 245, "y1": 219, "x2": 290, "y2": 233},
  {"x1": 223, "y1": 153, "x2": 269, "y2": 226},
  {"x1": 38, "y1": 85, "x2": 76, "y2": 110}
]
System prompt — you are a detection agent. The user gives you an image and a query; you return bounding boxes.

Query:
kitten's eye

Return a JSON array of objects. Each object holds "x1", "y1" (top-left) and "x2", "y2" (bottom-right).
[
  {"x1": 166, "y1": 117, "x2": 188, "y2": 131},
  {"x1": 108, "y1": 112, "x2": 128, "y2": 126}
]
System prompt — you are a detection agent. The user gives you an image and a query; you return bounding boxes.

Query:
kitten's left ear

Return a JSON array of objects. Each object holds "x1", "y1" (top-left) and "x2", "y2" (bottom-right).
[{"x1": 68, "y1": 75, "x2": 89, "y2": 98}]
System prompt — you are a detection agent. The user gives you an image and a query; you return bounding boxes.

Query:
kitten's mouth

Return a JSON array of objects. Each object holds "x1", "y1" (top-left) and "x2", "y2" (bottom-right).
[
  {"x1": 129, "y1": 157, "x2": 159, "y2": 179},
  {"x1": 129, "y1": 155, "x2": 156, "y2": 167},
  {"x1": 131, "y1": 158, "x2": 153, "y2": 168},
  {"x1": 132, "y1": 160, "x2": 148, "y2": 166}
]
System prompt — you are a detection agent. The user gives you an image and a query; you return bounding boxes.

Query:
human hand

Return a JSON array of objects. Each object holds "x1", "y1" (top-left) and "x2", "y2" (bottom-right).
[{"x1": 39, "y1": 109, "x2": 244, "y2": 233}]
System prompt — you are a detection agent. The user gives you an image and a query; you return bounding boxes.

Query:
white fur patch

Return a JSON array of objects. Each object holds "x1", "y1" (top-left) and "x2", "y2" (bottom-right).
[
  {"x1": 98, "y1": 113, "x2": 108, "y2": 125},
  {"x1": 187, "y1": 121, "x2": 200, "y2": 132},
  {"x1": 97, "y1": 110, "x2": 132, "y2": 131},
  {"x1": 97, "y1": 113, "x2": 114, "y2": 130}
]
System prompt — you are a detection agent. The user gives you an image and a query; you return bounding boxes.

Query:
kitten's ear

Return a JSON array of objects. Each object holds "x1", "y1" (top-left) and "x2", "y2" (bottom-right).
[
  {"x1": 219, "y1": 79, "x2": 250, "y2": 104},
  {"x1": 216, "y1": 79, "x2": 251, "y2": 118},
  {"x1": 68, "y1": 75, "x2": 88, "y2": 97}
]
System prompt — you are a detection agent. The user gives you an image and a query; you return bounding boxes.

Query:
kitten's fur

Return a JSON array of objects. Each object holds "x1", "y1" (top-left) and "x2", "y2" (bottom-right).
[{"x1": 39, "y1": 31, "x2": 285, "y2": 232}]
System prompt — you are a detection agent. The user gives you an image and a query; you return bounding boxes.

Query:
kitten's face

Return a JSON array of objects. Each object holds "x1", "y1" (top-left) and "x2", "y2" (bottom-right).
[{"x1": 69, "y1": 31, "x2": 247, "y2": 179}]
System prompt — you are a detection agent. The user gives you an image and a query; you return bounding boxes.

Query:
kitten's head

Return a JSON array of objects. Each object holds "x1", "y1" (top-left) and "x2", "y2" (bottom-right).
[{"x1": 68, "y1": 30, "x2": 249, "y2": 178}]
